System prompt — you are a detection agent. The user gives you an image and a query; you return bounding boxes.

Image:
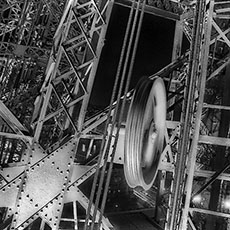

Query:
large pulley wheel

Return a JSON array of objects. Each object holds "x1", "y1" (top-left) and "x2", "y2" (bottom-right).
[{"x1": 124, "y1": 76, "x2": 166, "y2": 190}]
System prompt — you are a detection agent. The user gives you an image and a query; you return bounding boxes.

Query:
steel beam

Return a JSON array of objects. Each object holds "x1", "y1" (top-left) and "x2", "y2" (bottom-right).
[
  {"x1": 0, "y1": 0, "x2": 113, "y2": 229},
  {"x1": 180, "y1": 1, "x2": 214, "y2": 229}
]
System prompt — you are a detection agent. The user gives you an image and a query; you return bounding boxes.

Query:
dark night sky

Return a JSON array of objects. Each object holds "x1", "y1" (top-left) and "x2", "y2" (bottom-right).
[{"x1": 89, "y1": 4, "x2": 183, "y2": 108}]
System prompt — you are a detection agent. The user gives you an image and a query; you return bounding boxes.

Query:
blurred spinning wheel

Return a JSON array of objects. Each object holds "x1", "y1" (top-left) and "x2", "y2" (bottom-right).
[{"x1": 124, "y1": 76, "x2": 167, "y2": 190}]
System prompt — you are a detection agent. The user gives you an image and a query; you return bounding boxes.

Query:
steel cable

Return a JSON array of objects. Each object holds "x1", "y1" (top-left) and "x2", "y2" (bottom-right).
[
  {"x1": 97, "y1": 0, "x2": 146, "y2": 228},
  {"x1": 168, "y1": 0, "x2": 207, "y2": 229},
  {"x1": 83, "y1": 0, "x2": 137, "y2": 229},
  {"x1": 89, "y1": 1, "x2": 142, "y2": 229}
]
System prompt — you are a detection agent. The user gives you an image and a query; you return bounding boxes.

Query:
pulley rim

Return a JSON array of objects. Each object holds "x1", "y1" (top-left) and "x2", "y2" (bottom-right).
[{"x1": 124, "y1": 76, "x2": 166, "y2": 190}]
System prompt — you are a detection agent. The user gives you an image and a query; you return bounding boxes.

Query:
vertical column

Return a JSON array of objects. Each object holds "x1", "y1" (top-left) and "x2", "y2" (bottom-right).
[{"x1": 180, "y1": 1, "x2": 214, "y2": 229}]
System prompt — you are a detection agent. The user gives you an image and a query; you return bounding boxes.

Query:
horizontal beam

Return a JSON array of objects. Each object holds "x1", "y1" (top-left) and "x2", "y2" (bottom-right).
[
  {"x1": 199, "y1": 135, "x2": 230, "y2": 147},
  {"x1": 0, "y1": 132, "x2": 32, "y2": 142},
  {"x1": 194, "y1": 169, "x2": 230, "y2": 181},
  {"x1": 190, "y1": 208, "x2": 230, "y2": 219},
  {"x1": 114, "y1": 0, "x2": 180, "y2": 21},
  {"x1": 203, "y1": 103, "x2": 230, "y2": 110}
]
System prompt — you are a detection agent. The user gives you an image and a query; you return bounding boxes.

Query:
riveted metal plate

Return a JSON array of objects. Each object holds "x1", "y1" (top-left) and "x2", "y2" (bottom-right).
[
  {"x1": 1, "y1": 166, "x2": 25, "y2": 185},
  {"x1": 0, "y1": 177, "x2": 21, "y2": 212},
  {"x1": 1, "y1": 144, "x2": 44, "y2": 183},
  {"x1": 38, "y1": 195, "x2": 64, "y2": 229},
  {"x1": 12, "y1": 139, "x2": 77, "y2": 229}
]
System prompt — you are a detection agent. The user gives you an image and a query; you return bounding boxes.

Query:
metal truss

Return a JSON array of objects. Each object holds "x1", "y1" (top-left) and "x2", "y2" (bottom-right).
[
  {"x1": 0, "y1": 0, "x2": 66, "y2": 132},
  {"x1": 1, "y1": 0, "x2": 230, "y2": 229},
  {"x1": 0, "y1": 0, "x2": 185, "y2": 227},
  {"x1": 0, "y1": 0, "x2": 112, "y2": 229},
  {"x1": 162, "y1": 0, "x2": 230, "y2": 230},
  {"x1": 0, "y1": 0, "x2": 194, "y2": 228}
]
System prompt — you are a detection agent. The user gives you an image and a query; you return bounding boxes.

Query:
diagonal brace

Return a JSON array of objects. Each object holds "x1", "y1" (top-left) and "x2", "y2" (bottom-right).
[{"x1": 72, "y1": 8, "x2": 97, "y2": 58}]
